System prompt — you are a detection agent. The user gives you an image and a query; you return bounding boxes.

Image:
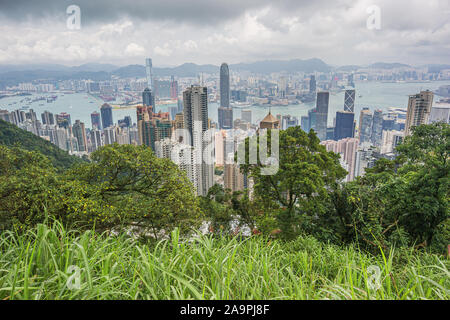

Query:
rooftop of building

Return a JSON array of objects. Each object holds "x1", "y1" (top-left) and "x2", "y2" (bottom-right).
[{"x1": 261, "y1": 112, "x2": 279, "y2": 123}]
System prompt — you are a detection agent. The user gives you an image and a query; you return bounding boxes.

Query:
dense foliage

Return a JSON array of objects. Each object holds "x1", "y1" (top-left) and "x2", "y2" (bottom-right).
[
  {"x1": 0, "y1": 144, "x2": 202, "y2": 238},
  {"x1": 0, "y1": 119, "x2": 84, "y2": 170},
  {"x1": 202, "y1": 124, "x2": 449, "y2": 254}
]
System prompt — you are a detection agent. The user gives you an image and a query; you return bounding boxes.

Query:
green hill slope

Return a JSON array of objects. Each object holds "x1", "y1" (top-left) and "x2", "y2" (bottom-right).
[{"x1": 0, "y1": 119, "x2": 85, "y2": 170}]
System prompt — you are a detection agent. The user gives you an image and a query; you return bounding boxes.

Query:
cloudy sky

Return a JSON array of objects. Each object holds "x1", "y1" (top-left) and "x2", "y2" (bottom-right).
[{"x1": 0, "y1": 0, "x2": 449, "y2": 67}]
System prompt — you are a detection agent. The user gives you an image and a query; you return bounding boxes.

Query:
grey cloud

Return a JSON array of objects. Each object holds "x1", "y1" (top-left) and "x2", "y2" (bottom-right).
[
  {"x1": 0, "y1": 0, "x2": 343, "y2": 27},
  {"x1": 0, "y1": 0, "x2": 449, "y2": 66},
  {"x1": 0, "y1": 0, "x2": 291, "y2": 26}
]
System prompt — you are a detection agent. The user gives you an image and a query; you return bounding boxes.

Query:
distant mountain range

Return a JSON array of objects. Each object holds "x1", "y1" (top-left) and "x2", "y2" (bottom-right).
[{"x1": 0, "y1": 59, "x2": 449, "y2": 87}]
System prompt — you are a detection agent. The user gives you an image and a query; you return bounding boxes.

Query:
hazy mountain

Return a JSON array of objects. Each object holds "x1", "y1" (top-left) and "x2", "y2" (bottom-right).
[
  {"x1": 369, "y1": 62, "x2": 411, "y2": 69},
  {"x1": 335, "y1": 65, "x2": 360, "y2": 72},
  {"x1": 155, "y1": 63, "x2": 218, "y2": 77},
  {"x1": 70, "y1": 63, "x2": 119, "y2": 73},
  {"x1": 0, "y1": 64, "x2": 71, "y2": 73},
  {"x1": 113, "y1": 59, "x2": 331, "y2": 78},
  {"x1": 112, "y1": 65, "x2": 146, "y2": 78},
  {"x1": 0, "y1": 70, "x2": 110, "y2": 87},
  {"x1": 231, "y1": 58, "x2": 331, "y2": 73}
]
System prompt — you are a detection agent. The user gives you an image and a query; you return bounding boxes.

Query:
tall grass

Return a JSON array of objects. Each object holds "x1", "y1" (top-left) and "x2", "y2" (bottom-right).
[{"x1": 0, "y1": 222, "x2": 448, "y2": 300}]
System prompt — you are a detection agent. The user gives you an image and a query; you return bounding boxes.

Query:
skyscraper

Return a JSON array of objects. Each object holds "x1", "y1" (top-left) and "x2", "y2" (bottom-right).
[
  {"x1": 145, "y1": 58, "x2": 153, "y2": 90},
  {"x1": 405, "y1": 90, "x2": 434, "y2": 136},
  {"x1": 219, "y1": 63, "x2": 233, "y2": 130},
  {"x1": 183, "y1": 86, "x2": 213, "y2": 196},
  {"x1": 347, "y1": 73, "x2": 355, "y2": 87},
  {"x1": 90, "y1": 129, "x2": 103, "y2": 152},
  {"x1": 301, "y1": 115, "x2": 310, "y2": 132},
  {"x1": 371, "y1": 109, "x2": 383, "y2": 146},
  {"x1": 344, "y1": 89, "x2": 356, "y2": 112},
  {"x1": 359, "y1": 108, "x2": 373, "y2": 144},
  {"x1": 315, "y1": 91, "x2": 329, "y2": 140},
  {"x1": 56, "y1": 112, "x2": 71, "y2": 129},
  {"x1": 91, "y1": 112, "x2": 101, "y2": 130},
  {"x1": 170, "y1": 76, "x2": 178, "y2": 99},
  {"x1": 309, "y1": 75, "x2": 316, "y2": 94},
  {"x1": 100, "y1": 103, "x2": 113, "y2": 129},
  {"x1": 142, "y1": 88, "x2": 153, "y2": 107},
  {"x1": 218, "y1": 106, "x2": 233, "y2": 129},
  {"x1": 72, "y1": 120, "x2": 87, "y2": 152},
  {"x1": 307, "y1": 108, "x2": 317, "y2": 132},
  {"x1": 41, "y1": 111, "x2": 55, "y2": 126},
  {"x1": 220, "y1": 63, "x2": 230, "y2": 109},
  {"x1": 334, "y1": 111, "x2": 355, "y2": 140}
]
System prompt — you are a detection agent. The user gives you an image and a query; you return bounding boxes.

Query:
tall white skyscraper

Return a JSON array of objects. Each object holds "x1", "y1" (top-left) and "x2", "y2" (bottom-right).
[
  {"x1": 145, "y1": 58, "x2": 153, "y2": 90},
  {"x1": 183, "y1": 86, "x2": 214, "y2": 196}
]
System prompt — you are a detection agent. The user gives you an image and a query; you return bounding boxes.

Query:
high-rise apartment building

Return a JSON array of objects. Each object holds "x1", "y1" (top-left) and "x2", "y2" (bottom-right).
[
  {"x1": 136, "y1": 105, "x2": 171, "y2": 151},
  {"x1": 41, "y1": 111, "x2": 55, "y2": 126},
  {"x1": 405, "y1": 90, "x2": 434, "y2": 136},
  {"x1": 72, "y1": 120, "x2": 87, "y2": 152},
  {"x1": 381, "y1": 130, "x2": 404, "y2": 154},
  {"x1": 90, "y1": 112, "x2": 101, "y2": 130},
  {"x1": 56, "y1": 112, "x2": 71, "y2": 129},
  {"x1": 183, "y1": 86, "x2": 213, "y2": 196},
  {"x1": 429, "y1": 103, "x2": 450, "y2": 124},
  {"x1": 89, "y1": 129, "x2": 103, "y2": 152},
  {"x1": 0, "y1": 110, "x2": 11, "y2": 123},
  {"x1": 321, "y1": 137, "x2": 359, "y2": 182}
]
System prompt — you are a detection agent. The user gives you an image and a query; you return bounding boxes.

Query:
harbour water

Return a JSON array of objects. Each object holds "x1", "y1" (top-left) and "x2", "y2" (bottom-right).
[{"x1": 1, "y1": 81, "x2": 450, "y2": 129}]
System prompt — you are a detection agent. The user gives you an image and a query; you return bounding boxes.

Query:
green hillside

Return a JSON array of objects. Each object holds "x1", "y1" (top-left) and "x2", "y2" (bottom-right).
[{"x1": 0, "y1": 119, "x2": 84, "y2": 170}]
